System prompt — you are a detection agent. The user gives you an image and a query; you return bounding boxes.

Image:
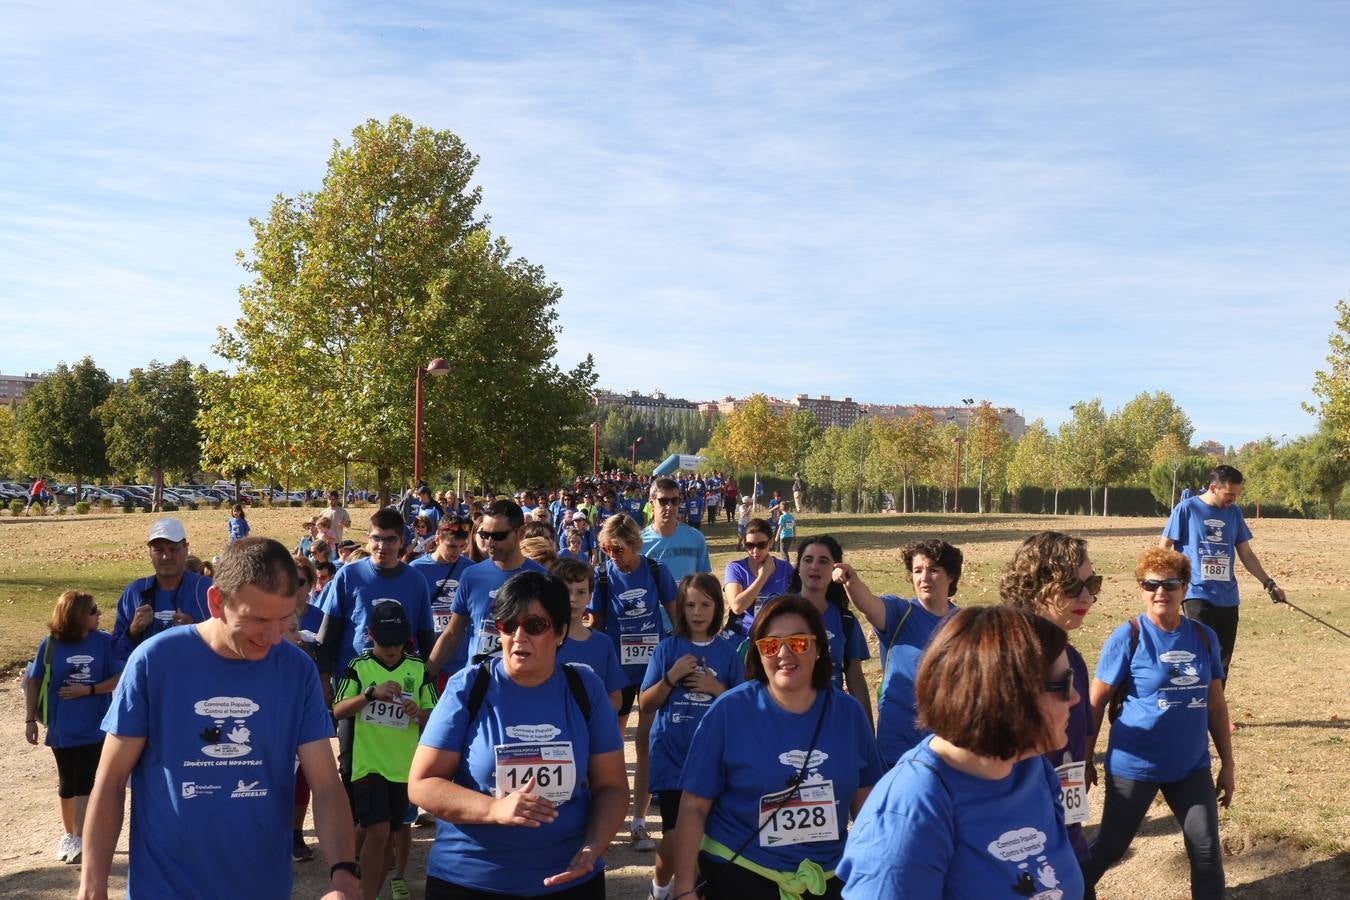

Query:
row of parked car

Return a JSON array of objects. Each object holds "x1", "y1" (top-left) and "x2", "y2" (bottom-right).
[{"x1": 0, "y1": 480, "x2": 318, "y2": 509}]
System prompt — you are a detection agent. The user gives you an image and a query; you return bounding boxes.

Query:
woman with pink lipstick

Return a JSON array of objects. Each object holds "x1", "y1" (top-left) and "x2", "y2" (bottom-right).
[
  {"x1": 999, "y1": 532, "x2": 1099, "y2": 866},
  {"x1": 787, "y1": 537, "x2": 874, "y2": 729}
]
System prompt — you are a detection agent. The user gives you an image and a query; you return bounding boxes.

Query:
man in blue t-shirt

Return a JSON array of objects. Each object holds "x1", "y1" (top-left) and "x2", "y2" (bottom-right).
[
  {"x1": 110, "y1": 518, "x2": 213, "y2": 663},
  {"x1": 80, "y1": 538, "x2": 358, "y2": 900},
  {"x1": 1160, "y1": 464, "x2": 1285, "y2": 677},
  {"x1": 409, "y1": 516, "x2": 474, "y2": 673},
  {"x1": 640, "y1": 478, "x2": 711, "y2": 582}
]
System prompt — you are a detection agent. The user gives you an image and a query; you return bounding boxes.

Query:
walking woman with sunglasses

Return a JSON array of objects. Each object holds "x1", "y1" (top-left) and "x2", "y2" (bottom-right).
[
  {"x1": 838, "y1": 606, "x2": 1084, "y2": 900},
  {"x1": 671, "y1": 595, "x2": 883, "y2": 900},
  {"x1": 722, "y1": 518, "x2": 793, "y2": 638},
  {"x1": 999, "y1": 532, "x2": 1100, "y2": 865},
  {"x1": 409, "y1": 572, "x2": 628, "y2": 899},
  {"x1": 1082, "y1": 548, "x2": 1233, "y2": 899}
]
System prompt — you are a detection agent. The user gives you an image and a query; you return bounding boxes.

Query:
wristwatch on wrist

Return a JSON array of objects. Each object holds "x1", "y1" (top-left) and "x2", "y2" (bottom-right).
[
  {"x1": 364, "y1": 684, "x2": 376, "y2": 702},
  {"x1": 1262, "y1": 578, "x2": 1276, "y2": 590},
  {"x1": 331, "y1": 860, "x2": 360, "y2": 879}
]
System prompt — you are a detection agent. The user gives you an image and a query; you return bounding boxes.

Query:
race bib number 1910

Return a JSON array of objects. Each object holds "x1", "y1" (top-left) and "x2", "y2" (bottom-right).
[{"x1": 361, "y1": 694, "x2": 411, "y2": 729}]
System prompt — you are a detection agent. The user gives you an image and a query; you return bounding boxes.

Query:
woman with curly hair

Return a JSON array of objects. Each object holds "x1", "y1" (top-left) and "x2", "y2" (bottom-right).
[{"x1": 999, "y1": 531, "x2": 1099, "y2": 864}]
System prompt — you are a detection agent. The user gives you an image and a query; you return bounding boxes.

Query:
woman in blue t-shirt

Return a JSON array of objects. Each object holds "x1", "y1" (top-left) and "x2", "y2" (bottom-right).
[
  {"x1": 722, "y1": 518, "x2": 793, "y2": 637},
  {"x1": 1082, "y1": 548, "x2": 1233, "y2": 899},
  {"x1": 838, "y1": 606, "x2": 1085, "y2": 900},
  {"x1": 408, "y1": 571, "x2": 628, "y2": 899},
  {"x1": 787, "y1": 536, "x2": 873, "y2": 729},
  {"x1": 23, "y1": 589, "x2": 123, "y2": 866},
  {"x1": 672, "y1": 595, "x2": 883, "y2": 900}
]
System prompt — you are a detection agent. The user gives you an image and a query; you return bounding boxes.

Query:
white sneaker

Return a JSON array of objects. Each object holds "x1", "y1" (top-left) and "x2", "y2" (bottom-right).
[
  {"x1": 65, "y1": 836, "x2": 82, "y2": 865},
  {"x1": 55, "y1": 833, "x2": 74, "y2": 862}
]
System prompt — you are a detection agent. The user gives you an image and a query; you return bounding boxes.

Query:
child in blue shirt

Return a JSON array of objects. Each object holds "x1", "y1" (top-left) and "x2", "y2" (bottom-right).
[{"x1": 227, "y1": 503, "x2": 250, "y2": 543}]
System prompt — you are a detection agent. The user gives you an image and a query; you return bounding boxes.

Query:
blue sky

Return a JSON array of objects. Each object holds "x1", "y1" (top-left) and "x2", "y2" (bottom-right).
[{"x1": 4, "y1": 1, "x2": 1349, "y2": 447}]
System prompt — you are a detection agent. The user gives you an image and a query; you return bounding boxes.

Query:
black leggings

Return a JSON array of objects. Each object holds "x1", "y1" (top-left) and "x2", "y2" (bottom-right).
[
  {"x1": 1083, "y1": 768, "x2": 1224, "y2": 899},
  {"x1": 426, "y1": 874, "x2": 604, "y2": 899},
  {"x1": 1183, "y1": 599, "x2": 1239, "y2": 677},
  {"x1": 52, "y1": 740, "x2": 104, "y2": 798},
  {"x1": 697, "y1": 853, "x2": 843, "y2": 900}
]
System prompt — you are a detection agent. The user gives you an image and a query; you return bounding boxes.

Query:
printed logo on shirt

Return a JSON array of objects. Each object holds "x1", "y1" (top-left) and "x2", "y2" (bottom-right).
[
  {"x1": 1187, "y1": 696, "x2": 1208, "y2": 709},
  {"x1": 231, "y1": 779, "x2": 268, "y2": 799},
  {"x1": 1167, "y1": 662, "x2": 1201, "y2": 687},
  {"x1": 987, "y1": 828, "x2": 1064, "y2": 899},
  {"x1": 506, "y1": 724, "x2": 562, "y2": 742},
  {"x1": 619, "y1": 588, "x2": 650, "y2": 617},
  {"x1": 180, "y1": 781, "x2": 221, "y2": 799},
  {"x1": 1202, "y1": 519, "x2": 1225, "y2": 543},
  {"x1": 154, "y1": 609, "x2": 176, "y2": 623},
  {"x1": 63, "y1": 655, "x2": 94, "y2": 682},
  {"x1": 194, "y1": 696, "x2": 260, "y2": 759},
  {"x1": 778, "y1": 749, "x2": 829, "y2": 770}
]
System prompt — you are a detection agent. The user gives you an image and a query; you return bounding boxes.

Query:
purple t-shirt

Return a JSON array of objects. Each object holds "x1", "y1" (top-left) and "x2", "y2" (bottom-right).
[{"x1": 722, "y1": 556, "x2": 793, "y2": 636}]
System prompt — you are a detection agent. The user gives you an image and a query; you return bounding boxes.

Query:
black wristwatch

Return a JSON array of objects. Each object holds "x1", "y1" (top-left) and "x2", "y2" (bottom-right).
[
  {"x1": 331, "y1": 860, "x2": 360, "y2": 879},
  {"x1": 364, "y1": 684, "x2": 376, "y2": 702}
]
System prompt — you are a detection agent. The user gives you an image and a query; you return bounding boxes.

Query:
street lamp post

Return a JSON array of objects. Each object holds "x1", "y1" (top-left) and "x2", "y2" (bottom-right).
[
  {"x1": 953, "y1": 435, "x2": 963, "y2": 512},
  {"x1": 414, "y1": 357, "x2": 451, "y2": 486},
  {"x1": 630, "y1": 436, "x2": 644, "y2": 468}
]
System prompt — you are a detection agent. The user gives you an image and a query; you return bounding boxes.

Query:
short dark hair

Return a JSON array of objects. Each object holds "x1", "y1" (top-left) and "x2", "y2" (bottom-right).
[
  {"x1": 484, "y1": 499, "x2": 525, "y2": 528},
  {"x1": 369, "y1": 507, "x2": 404, "y2": 534},
  {"x1": 492, "y1": 571, "x2": 571, "y2": 636},
  {"x1": 549, "y1": 557, "x2": 594, "y2": 591},
  {"x1": 745, "y1": 517, "x2": 773, "y2": 539},
  {"x1": 902, "y1": 540, "x2": 964, "y2": 596},
  {"x1": 650, "y1": 477, "x2": 680, "y2": 496},
  {"x1": 215, "y1": 537, "x2": 299, "y2": 604},
  {"x1": 744, "y1": 595, "x2": 833, "y2": 690},
  {"x1": 314, "y1": 560, "x2": 336, "y2": 578},
  {"x1": 788, "y1": 536, "x2": 848, "y2": 611},
  {"x1": 520, "y1": 521, "x2": 556, "y2": 542},
  {"x1": 916, "y1": 606, "x2": 1067, "y2": 759},
  {"x1": 1210, "y1": 464, "x2": 1243, "y2": 487},
  {"x1": 674, "y1": 573, "x2": 725, "y2": 637}
]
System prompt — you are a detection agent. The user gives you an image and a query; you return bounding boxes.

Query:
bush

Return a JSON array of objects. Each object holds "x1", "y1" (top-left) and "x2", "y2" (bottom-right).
[
  {"x1": 310, "y1": 498, "x2": 326, "y2": 508},
  {"x1": 187, "y1": 501, "x2": 199, "y2": 511},
  {"x1": 53, "y1": 504, "x2": 66, "y2": 515},
  {"x1": 32, "y1": 503, "x2": 46, "y2": 516},
  {"x1": 140, "y1": 505, "x2": 150, "y2": 513},
  {"x1": 289, "y1": 499, "x2": 303, "y2": 508},
  {"x1": 8, "y1": 499, "x2": 22, "y2": 516},
  {"x1": 161, "y1": 502, "x2": 178, "y2": 512},
  {"x1": 99, "y1": 498, "x2": 113, "y2": 511},
  {"x1": 75, "y1": 501, "x2": 91, "y2": 514},
  {"x1": 122, "y1": 502, "x2": 135, "y2": 513},
  {"x1": 209, "y1": 500, "x2": 222, "y2": 510}
]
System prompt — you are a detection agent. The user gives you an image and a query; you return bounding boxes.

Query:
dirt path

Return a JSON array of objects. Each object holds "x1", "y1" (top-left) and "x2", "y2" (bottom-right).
[{"x1": 1, "y1": 675, "x2": 1344, "y2": 899}]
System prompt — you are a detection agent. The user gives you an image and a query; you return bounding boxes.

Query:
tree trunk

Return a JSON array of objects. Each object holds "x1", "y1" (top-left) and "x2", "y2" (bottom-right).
[
  {"x1": 377, "y1": 466, "x2": 391, "y2": 509},
  {"x1": 1053, "y1": 487, "x2": 1060, "y2": 515},
  {"x1": 977, "y1": 457, "x2": 986, "y2": 514},
  {"x1": 1103, "y1": 483, "x2": 1110, "y2": 517},
  {"x1": 901, "y1": 475, "x2": 909, "y2": 513},
  {"x1": 1170, "y1": 465, "x2": 1179, "y2": 508},
  {"x1": 1088, "y1": 486, "x2": 1095, "y2": 517},
  {"x1": 153, "y1": 469, "x2": 164, "y2": 512}
]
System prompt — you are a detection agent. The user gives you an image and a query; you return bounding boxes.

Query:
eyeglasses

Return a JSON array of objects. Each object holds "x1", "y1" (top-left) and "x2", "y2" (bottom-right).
[
  {"x1": 1044, "y1": 669, "x2": 1075, "y2": 701},
  {"x1": 601, "y1": 543, "x2": 628, "y2": 555},
  {"x1": 88, "y1": 606, "x2": 101, "y2": 615},
  {"x1": 1140, "y1": 577, "x2": 1185, "y2": 593},
  {"x1": 754, "y1": 634, "x2": 815, "y2": 656},
  {"x1": 477, "y1": 529, "x2": 513, "y2": 542},
  {"x1": 654, "y1": 496, "x2": 681, "y2": 507},
  {"x1": 745, "y1": 540, "x2": 769, "y2": 550},
  {"x1": 1060, "y1": 574, "x2": 1103, "y2": 598},
  {"x1": 495, "y1": 615, "x2": 554, "y2": 636},
  {"x1": 368, "y1": 534, "x2": 401, "y2": 546}
]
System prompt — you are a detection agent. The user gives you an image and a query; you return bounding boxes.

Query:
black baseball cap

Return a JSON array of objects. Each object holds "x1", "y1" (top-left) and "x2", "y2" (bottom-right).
[{"x1": 368, "y1": 600, "x2": 410, "y2": 646}]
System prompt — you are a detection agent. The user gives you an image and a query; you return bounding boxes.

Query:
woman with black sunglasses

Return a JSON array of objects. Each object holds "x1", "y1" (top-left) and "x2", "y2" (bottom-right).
[
  {"x1": 999, "y1": 531, "x2": 1099, "y2": 865},
  {"x1": 722, "y1": 518, "x2": 793, "y2": 637},
  {"x1": 409, "y1": 572, "x2": 628, "y2": 899},
  {"x1": 671, "y1": 595, "x2": 883, "y2": 900},
  {"x1": 1081, "y1": 548, "x2": 1233, "y2": 899}
]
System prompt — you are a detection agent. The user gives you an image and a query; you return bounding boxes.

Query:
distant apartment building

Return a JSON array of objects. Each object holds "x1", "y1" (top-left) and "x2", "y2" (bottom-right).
[
  {"x1": 0, "y1": 372, "x2": 43, "y2": 406},
  {"x1": 596, "y1": 389, "x2": 699, "y2": 422},
  {"x1": 697, "y1": 395, "x2": 797, "y2": 418},
  {"x1": 793, "y1": 394, "x2": 861, "y2": 429},
  {"x1": 865, "y1": 403, "x2": 1027, "y2": 440}
]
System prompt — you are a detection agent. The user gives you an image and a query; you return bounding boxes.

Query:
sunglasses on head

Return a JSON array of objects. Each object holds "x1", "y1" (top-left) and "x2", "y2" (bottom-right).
[
  {"x1": 1140, "y1": 577, "x2": 1185, "y2": 592},
  {"x1": 1044, "y1": 669, "x2": 1075, "y2": 701},
  {"x1": 439, "y1": 521, "x2": 471, "y2": 535},
  {"x1": 745, "y1": 539, "x2": 769, "y2": 550},
  {"x1": 754, "y1": 633, "x2": 814, "y2": 656},
  {"x1": 1060, "y1": 574, "x2": 1103, "y2": 598},
  {"x1": 495, "y1": 615, "x2": 553, "y2": 636},
  {"x1": 477, "y1": 529, "x2": 513, "y2": 542},
  {"x1": 654, "y1": 497, "x2": 681, "y2": 507}
]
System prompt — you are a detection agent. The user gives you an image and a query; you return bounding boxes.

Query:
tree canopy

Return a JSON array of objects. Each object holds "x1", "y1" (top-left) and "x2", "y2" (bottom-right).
[{"x1": 14, "y1": 357, "x2": 112, "y2": 490}]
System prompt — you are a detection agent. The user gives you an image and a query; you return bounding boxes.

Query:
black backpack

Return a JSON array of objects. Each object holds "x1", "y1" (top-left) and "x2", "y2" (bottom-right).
[{"x1": 464, "y1": 660, "x2": 592, "y2": 724}]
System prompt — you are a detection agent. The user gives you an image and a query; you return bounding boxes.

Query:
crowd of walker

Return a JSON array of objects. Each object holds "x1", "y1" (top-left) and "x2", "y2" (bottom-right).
[{"x1": 19, "y1": 464, "x2": 1287, "y2": 900}]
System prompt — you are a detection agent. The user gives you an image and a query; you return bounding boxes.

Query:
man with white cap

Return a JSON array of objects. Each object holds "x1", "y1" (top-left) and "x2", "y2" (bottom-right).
[{"x1": 109, "y1": 518, "x2": 212, "y2": 663}]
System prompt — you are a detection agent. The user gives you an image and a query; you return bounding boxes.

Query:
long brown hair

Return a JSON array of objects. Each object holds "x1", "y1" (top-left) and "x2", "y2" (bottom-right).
[
  {"x1": 744, "y1": 595, "x2": 833, "y2": 690},
  {"x1": 49, "y1": 590, "x2": 97, "y2": 643}
]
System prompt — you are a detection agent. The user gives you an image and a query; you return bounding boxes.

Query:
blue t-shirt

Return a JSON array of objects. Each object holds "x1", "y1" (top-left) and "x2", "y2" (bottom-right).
[
  {"x1": 874, "y1": 596, "x2": 955, "y2": 765},
  {"x1": 320, "y1": 558, "x2": 435, "y2": 674},
  {"x1": 410, "y1": 553, "x2": 474, "y2": 640},
  {"x1": 777, "y1": 512, "x2": 796, "y2": 538},
  {"x1": 29, "y1": 630, "x2": 123, "y2": 747},
  {"x1": 1096, "y1": 615, "x2": 1224, "y2": 783},
  {"x1": 681, "y1": 681, "x2": 882, "y2": 872},
  {"x1": 110, "y1": 571, "x2": 213, "y2": 663},
  {"x1": 821, "y1": 603, "x2": 871, "y2": 691},
  {"x1": 1162, "y1": 496, "x2": 1254, "y2": 607},
  {"x1": 640, "y1": 635, "x2": 743, "y2": 791},
  {"x1": 640, "y1": 524, "x2": 711, "y2": 582},
  {"x1": 558, "y1": 528, "x2": 597, "y2": 559},
  {"x1": 587, "y1": 558, "x2": 678, "y2": 686},
  {"x1": 298, "y1": 602, "x2": 325, "y2": 636},
  {"x1": 722, "y1": 556, "x2": 794, "y2": 636},
  {"x1": 556, "y1": 631, "x2": 627, "y2": 696},
  {"x1": 838, "y1": 737, "x2": 1083, "y2": 900},
  {"x1": 418, "y1": 659, "x2": 622, "y2": 895},
  {"x1": 450, "y1": 558, "x2": 550, "y2": 667},
  {"x1": 102, "y1": 627, "x2": 332, "y2": 900},
  {"x1": 227, "y1": 516, "x2": 249, "y2": 542},
  {"x1": 683, "y1": 497, "x2": 702, "y2": 525}
]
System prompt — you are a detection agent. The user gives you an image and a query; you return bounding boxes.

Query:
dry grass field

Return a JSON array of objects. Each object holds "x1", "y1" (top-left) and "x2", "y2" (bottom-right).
[{"x1": 1, "y1": 507, "x2": 1347, "y2": 897}]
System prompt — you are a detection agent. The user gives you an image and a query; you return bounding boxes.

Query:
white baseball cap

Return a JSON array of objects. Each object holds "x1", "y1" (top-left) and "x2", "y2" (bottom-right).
[{"x1": 147, "y1": 518, "x2": 187, "y2": 544}]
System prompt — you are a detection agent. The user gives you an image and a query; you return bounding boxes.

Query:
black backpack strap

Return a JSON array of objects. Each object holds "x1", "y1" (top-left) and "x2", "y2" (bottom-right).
[
  {"x1": 465, "y1": 660, "x2": 492, "y2": 724},
  {"x1": 560, "y1": 663, "x2": 593, "y2": 722},
  {"x1": 839, "y1": 607, "x2": 859, "y2": 667},
  {"x1": 1107, "y1": 617, "x2": 1141, "y2": 723}
]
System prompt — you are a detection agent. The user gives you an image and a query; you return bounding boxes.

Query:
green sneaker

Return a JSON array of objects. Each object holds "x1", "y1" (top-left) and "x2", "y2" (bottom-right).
[{"x1": 389, "y1": 876, "x2": 411, "y2": 900}]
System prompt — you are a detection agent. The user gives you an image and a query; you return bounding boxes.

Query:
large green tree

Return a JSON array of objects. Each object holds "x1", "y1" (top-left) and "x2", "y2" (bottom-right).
[
  {"x1": 1308, "y1": 296, "x2": 1350, "y2": 446},
  {"x1": 870, "y1": 412, "x2": 935, "y2": 513},
  {"x1": 968, "y1": 401, "x2": 1009, "y2": 513},
  {"x1": 0, "y1": 406, "x2": 17, "y2": 476},
  {"x1": 14, "y1": 357, "x2": 113, "y2": 491},
  {"x1": 100, "y1": 359, "x2": 202, "y2": 509},
  {"x1": 206, "y1": 116, "x2": 594, "y2": 502},
  {"x1": 709, "y1": 395, "x2": 788, "y2": 502}
]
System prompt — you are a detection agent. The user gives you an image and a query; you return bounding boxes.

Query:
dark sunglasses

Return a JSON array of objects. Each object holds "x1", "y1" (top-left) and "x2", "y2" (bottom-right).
[
  {"x1": 495, "y1": 615, "x2": 553, "y2": 636},
  {"x1": 1060, "y1": 574, "x2": 1103, "y2": 598},
  {"x1": 89, "y1": 606, "x2": 101, "y2": 615},
  {"x1": 477, "y1": 529, "x2": 513, "y2": 542},
  {"x1": 745, "y1": 540, "x2": 769, "y2": 550},
  {"x1": 1140, "y1": 577, "x2": 1185, "y2": 592},
  {"x1": 1044, "y1": 669, "x2": 1075, "y2": 701},
  {"x1": 655, "y1": 496, "x2": 681, "y2": 507}
]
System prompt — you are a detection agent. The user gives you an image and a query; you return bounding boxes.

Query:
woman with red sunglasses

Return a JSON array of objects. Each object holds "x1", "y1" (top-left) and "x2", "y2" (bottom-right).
[
  {"x1": 409, "y1": 571, "x2": 628, "y2": 899},
  {"x1": 670, "y1": 595, "x2": 883, "y2": 900}
]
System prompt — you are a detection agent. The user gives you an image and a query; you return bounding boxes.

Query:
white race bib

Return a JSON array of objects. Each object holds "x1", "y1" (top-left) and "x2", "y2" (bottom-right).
[
  {"x1": 360, "y1": 693, "x2": 412, "y2": 730},
  {"x1": 1056, "y1": 760, "x2": 1089, "y2": 825},
  {"x1": 1200, "y1": 555, "x2": 1231, "y2": 582},
  {"x1": 620, "y1": 633, "x2": 659, "y2": 667},
  {"x1": 477, "y1": 622, "x2": 503, "y2": 658},
  {"x1": 494, "y1": 741, "x2": 576, "y2": 804},
  {"x1": 432, "y1": 604, "x2": 453, "y2": 635},
  {"x1": 758, "y1": 780, "x2": 838, "y2": 847}
]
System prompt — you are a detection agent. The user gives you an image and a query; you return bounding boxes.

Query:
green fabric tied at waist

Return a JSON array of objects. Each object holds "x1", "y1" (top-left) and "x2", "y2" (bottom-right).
[{"x1": 699, "y1": 834, "x2": 834, "y2": 900}]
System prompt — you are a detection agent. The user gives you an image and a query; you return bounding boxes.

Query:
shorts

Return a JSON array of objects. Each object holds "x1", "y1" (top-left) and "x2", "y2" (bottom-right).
[
  {"x1": 618, "y1": 684, "x2": 638, "y2": 717},
  {"x1": 295, "y1": 762, "x2": 310, "y2": 806},
  {"x1": 351, "y1": 773, "x2": 409, "y2": 830},
  {"x1": 427, "y1": 873, "x2": 604, "y2": 899},
  {"x1": 52, "y1": 740, "x2": 104, "y2": 799},
  {"x1": 656, "y1": 790, "x2": 683, "y2": 832}
]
